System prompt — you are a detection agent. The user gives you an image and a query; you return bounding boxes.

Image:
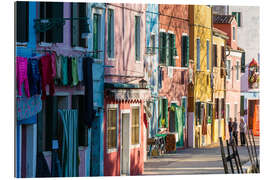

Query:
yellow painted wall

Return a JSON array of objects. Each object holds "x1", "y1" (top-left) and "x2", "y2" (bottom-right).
[
  {"x1": 189, "y1": 5, "x2": 213, "y2": 147},
  {"x1": 212, "y1": 34, "x2": 227, "y2": 141}
]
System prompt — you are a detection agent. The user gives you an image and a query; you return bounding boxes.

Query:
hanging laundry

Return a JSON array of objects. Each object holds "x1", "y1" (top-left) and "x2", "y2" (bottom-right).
[
  {"x1": 28, "y1": 57, "x2": 41, "y2": 96},
  {"x1": 77, "y1": 56, "x2": 84, "y2": 82},
  {"x1": 17, "y1": 57, "x2": 30, "y2": 97},
  {"x1": 17, "y1": 84, "x2": 42, "y2": 120},
  {"x1": 61, "y1": 56, "x2": 68, "y2": 86},
  {"x1": 40, "y1": 54, "x2": 55, "y2": 100},
  {"x1": 71, "y1": 57, "x2": 79, "y2": 86},
  {"x1": 55, "y1": 55, "x2": 62, "y2": 85},
  {"x1": 67, "y1": 57, "x2": 73, "y2": 86},
  {"x1": 51, "y1": 52, "x2": 57, "y2": 78}
]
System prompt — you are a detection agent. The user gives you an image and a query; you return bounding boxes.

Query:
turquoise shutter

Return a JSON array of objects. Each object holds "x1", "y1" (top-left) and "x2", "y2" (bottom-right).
[
  {"x1": 52, "y1": 2, "x2": 63, "y2": 43},
  {"x1": 196, "y1": 39, "x2": 200, "y2": 70},
  {"x1": 158, "y1": 99, "x2": 163, "y2": 128},
  {"x1": 164, "y1": 99, "x2": 168, "y2": 128}
]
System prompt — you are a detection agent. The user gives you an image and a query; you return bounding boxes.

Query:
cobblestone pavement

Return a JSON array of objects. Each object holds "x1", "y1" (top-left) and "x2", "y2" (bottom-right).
[{"x1": 143, "y1": 136, "x2": 259, "y2": 175}]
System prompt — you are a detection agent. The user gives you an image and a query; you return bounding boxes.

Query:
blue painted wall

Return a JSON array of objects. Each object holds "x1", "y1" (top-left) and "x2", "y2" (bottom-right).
[
  {"x1": 145, "y1": 4, "x2": 159, "y2": 137},
  {"x1": 16, "y1": 2, "x2": 37, "y2": 178},
  {"x1": 87, "y1": 3, "x2": 105, "y2": 176}
]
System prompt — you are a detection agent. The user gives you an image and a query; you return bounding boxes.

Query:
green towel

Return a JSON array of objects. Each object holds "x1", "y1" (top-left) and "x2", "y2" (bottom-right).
[{"x1": 71, "y1": 57, "x2": 79, "y2": 86}]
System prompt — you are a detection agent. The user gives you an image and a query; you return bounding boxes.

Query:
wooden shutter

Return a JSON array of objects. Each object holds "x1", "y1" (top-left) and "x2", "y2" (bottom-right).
[
  {"x1": 107, "y1": 9, "x2": 112, "y2": 57},
  {"x1": 159, "y1": 32, "x2": 166, "y2": 64},
  {"x1": 172, "y1": 34, "x2": 176, "y2": 66},
  {"x1": 135, "y1": 16, "x2": 140, "y2": 61},
  {"x1": 240, "y1": 96, "x2": 244, "y2": 116},
  {"x1": 78, "y1": 3, "x2": 87, "y2": 47},
  {"x1": 196, "y1": 39, "x2": 200, "y2": 70},
  {"x1": 93, "y1": 14, "x2": 99, "y2": 58},
  {"x1": 213, "y1": 45, "x2": 217, "y2": 67},
  {"x1": 16, "y1": 1, "x2": 29, "y2": 42},
  {"x1": 163, "y1": 99, "x2": 168, "y2": 128},
  {"x1": 241, "y1": 52, "x2": 245, "y2": 73},
  {"x1": 186, "y1": 36, "x2": 189, "y2": 67},
  {"x1": 158, "y1": 99, "x2": 163, "y2": 128},
  {"x1": 107, "y1": 109, "x2": 117, "y2": 149},
  {"x1": 237, "y1": 13, "x2": 241, "y2": 27},
  {"x1": 52, "y1": 2, "x2": 63, "y2": 43},
  {"x1": 71, "y1": 3, "x2": 79, "y2": 47},
  {"x1": 132, "y1": 108, "x2": 139, "y2": 145}
]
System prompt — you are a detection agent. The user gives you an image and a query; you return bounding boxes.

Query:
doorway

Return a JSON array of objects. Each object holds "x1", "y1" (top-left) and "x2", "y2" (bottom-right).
[{"x1": 120, "y1": 112, "x2": 130, "y2": 175}]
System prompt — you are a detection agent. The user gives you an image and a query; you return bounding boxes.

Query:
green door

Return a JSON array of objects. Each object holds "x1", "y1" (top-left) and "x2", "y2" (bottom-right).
[{"x1": 173, "y1": 104, "x2": 184, "y2": 147}]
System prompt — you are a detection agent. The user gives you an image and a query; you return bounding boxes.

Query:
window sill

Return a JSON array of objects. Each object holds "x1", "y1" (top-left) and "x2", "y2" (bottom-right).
[
  {"x1": 39, "y1": 42, "x2": 52, "y2": 47},
  {"x1": 108, "y1": 57, "x2": 115, "y2": 61},
  {"x1": 16, "y1": 42, "x2": 28, "y2": 47},
  {"x1": 130, "y1": 144, "x2": 140, "y2": 149},
  {"x1": 107, "y1": 148, "x2": 118, "y2": 153}
]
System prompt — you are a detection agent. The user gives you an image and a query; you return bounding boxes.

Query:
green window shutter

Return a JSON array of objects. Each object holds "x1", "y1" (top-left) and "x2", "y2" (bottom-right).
[
  {"x1": 164, "y1": 99, "x2": 168, "y2": 128},
  {"x1": 16, "y1": 2, "x2": 29, "y2": 42},
  {"x1": 158, "y1": 99, "x2": 163, "y2": 128},
  {"x1": 71, "y1": 3, "x2": 79, "y2": 47},
  {"x1": 93, "y1": 14, "x2": 100, "y2": 58},
  {"x1": 135, "y1": 16, "x2": 140, "y2": 61},
  {"x1": 107, "y1": 9, "x2": 114, "y2": 58},
  {"x1": 165, "y1": 33, "x2": 169, "y2": 66},
  {"x1": 181, "y1": 36, "x2": 185, "y2": 67},
  {"x1": 232, "y1": 12, "x2": 237, "y2": 19},
  {"x1": 52, "y1": 2, "x2": 63, "y2": 43},
  {"x1": 78, "y1": 3, "x2": 87, "y2": 47},
  {"x1": 237, "y1": 13, "x2": 241, "y2": 27},
  {"x1": 172, "y1": 34, "x2": 176, "y2": 66},
  {"x1": 159, "y1": 32, "x2": 163, "y2": 64},
  {"x1": 241, "y1": 52, "x2": 245, "y2": 73},
  {"x1": 159, "y1": 32, "x2": 167, "y2": 64},
  {"x1": 240, "y1": 96, "x2": 244, "y2": 116},
  {"x1": 186, "y1": 36, "x2": 189, "y2": 68}
]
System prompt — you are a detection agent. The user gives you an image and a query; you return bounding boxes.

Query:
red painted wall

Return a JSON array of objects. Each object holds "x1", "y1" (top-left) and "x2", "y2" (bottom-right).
[
  {"x1": 214, "y1": 18, "x2": 238, "y2": 50},
  {"x1": 103, "y1": 97, "x2": 144, "y2": 176}
]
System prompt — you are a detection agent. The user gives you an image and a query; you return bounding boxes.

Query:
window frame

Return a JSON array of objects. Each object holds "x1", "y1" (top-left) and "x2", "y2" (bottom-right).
[
  {"x1": 107, "y1": 8, "x2": 115, "y2": 59},
  {"x1": 106, "y1": 104, "x2": 119, "y2": 153},
  {"x1": 130, "y1": 104, "x2": 141, "y2": 148}
]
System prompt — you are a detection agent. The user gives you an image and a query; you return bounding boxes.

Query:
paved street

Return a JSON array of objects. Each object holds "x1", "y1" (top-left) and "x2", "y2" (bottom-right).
[{"x1": 143, "y1": 137, "x2": 259, "y2": 175}]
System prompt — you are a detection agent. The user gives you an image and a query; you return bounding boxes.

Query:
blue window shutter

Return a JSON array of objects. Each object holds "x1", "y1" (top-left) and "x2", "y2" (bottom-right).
[
  {"x1": 197, "y1": 39, "x2": 200, "y2": 70},
  {"x1": 207, "y1": 40, "x2": 209, "y2": 70}
]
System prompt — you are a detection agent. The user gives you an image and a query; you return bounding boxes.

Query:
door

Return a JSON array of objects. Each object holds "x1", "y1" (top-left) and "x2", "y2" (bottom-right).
[{"x1": 121, "y1": 113, "x2": 130, "y2": 175}]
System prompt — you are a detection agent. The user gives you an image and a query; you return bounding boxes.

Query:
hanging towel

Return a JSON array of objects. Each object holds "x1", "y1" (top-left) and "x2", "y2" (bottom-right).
[
  {"x1": 56, "y1": 55, "x2": 62, "y2": 81},
  {"x1": 28, "y1": 57, "x2": 41, "y2": 96},
  {"x1": 71, "y1": 57, "x2": 79, "y2": 86},
  {"x1": 61, "y1": 56, "x2": 68, "y2": 86},
  {"x1": 77, "y1": 57, "x2": 83, "y2": 82},
  {"x1": 202, "y1": 105, "x2": 207, "y2": 135},
  {"x1": 51, "y1": 53, "x2": 57, "y2": 78},
  {"x1": 16, "y1": 57, "x2": 30, "y2": 97},
  {"x1": 67, "y1": 57, "x2": 73, "y2": 86},
  {"x1": 40, "y1": 54, "x2": 55, "y2": 100},
  {"x1": 58, "y1": 109, "x2": 79, "y2": 177},
  {"x1": 83, "y1": 57, "x2": 95, "y2": 128}
]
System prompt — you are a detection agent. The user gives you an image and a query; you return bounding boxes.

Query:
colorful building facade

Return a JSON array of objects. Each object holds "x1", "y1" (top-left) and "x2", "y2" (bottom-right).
[
  {"x1": 188, "y1": 5, "x2": 213, "y2": 148},
  {"x1": 212, "y1": 27, "x2": 228, "y2": 143},
  {"x1": 214, "y1": 15, "x2": 242, "y2": 139},
  {"x1": 158, "y1": 4, "x2": 189, "y2": 148},
  {"x1": 103, "y1": 3, "x2": 148, "y2": 176}
]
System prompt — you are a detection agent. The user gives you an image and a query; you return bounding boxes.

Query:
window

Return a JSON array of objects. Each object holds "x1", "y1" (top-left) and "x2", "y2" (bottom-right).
[
  {"x1": 232, "y1": 12, "x2": 241, "y2": 27},
  {"x1": 215, "y1": 98, "x2": 219, "y2": 119},
  {"x1": 39, "y1": 2, "x2": 63, "y2": 43},
  {"x1": 195, "y1": 101, "x2": 201, "y2": 125},
  {"x1": 107, "y1": 9, "x2": 114, "y2": 58},
  {"x1": 150, "y1": 34, "x2": 156, "y2": 54},
  {"x1": 93, "y1": 13, "x2": 101, "y2": 58},
  {"x1": 16, "y1": 1, "x2": 29, "y2": 42},
  {"x1": 206, "y1": 103, "x2": 212, "y2": 124},
  {"x1": 221, "y1": 99, "x2": 225, "y2": 119},
  {"x1": 131, "y1": 107, "x2": 140, "y2": 145},
  {"x1": 226, "y1": 104, "x2": 230, "y2": 122},
  {"x1": 233, "y1": 27, "x2": 236, "y2": 40},
  {"x1": 107, "y1": 108, "x2": 118, "y2": 149},
  {"x1": 181, "y1": 35, "x2": 189, "y2": 67},
  {"x1": 135, "y1": 16, "x2": 141, "y2": 61},
  {"x1": 236, "y1": 61, "x2": 240, "y2": 80},
  {"x1": 71, "y1": 3, "x2": 87, "y2": 48},
  {"x1": 213, "y1": 44, "x2": 217, "y2": 67},
  {"x1": 158, "y1": 98, "x2": 168, "y2": 128},
  {"x1": 206, "y1": 40, "x2": 210, "y2": 70},
  {"x1": 159, "y1": 32, "x2": 167, "y2": 64},
  {"x1": 240, "y1": 96, "x2": 244, "y2": 116},
  {"x1": 168, "y1": 33, "x2": 176, "y2": 66},
  {"x1": 196, "y1": 39, "x2": 200, "y2": 70},
  {"x1": 226, "y1": 60, "x2": 231, "y2": 79},
  {"x1": 241, "y1": 52, "x2": 245, "y2": 73}
]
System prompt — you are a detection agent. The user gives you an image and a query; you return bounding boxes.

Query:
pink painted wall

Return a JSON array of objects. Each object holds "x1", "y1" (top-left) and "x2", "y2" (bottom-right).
[
  {"x1": 214, "y1": 18, "x2": 238, "y2": 50},
  {"x1": 103, "y1": 98, "x2": 145, "y2": 176},
  {"x1": 104, "y1": 3, "x2": 146, "y2": 85}
]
